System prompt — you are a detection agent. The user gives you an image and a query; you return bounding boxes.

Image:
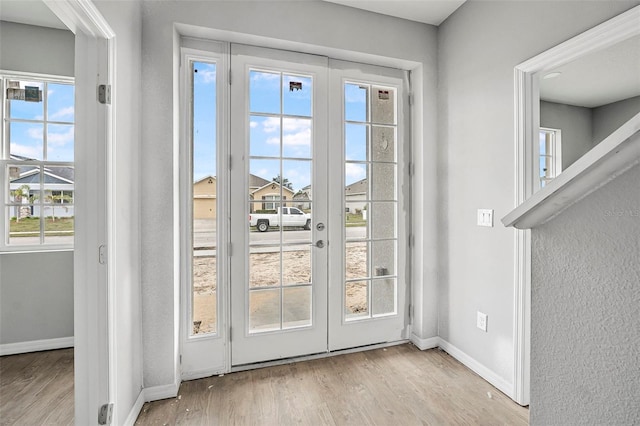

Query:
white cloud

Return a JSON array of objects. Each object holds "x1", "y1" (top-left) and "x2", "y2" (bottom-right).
[
  {"x1": 27, "y1": 127, "x2": 43, "y2": 140},
  {"x1": 10, "y1": 143, "x2": 41, "y2": 159},
  {"x1": 345, "y1": 162, "x2": 366, "y2": 181},
  {"x1": 250, "y1": 121, "x2": 258, "y2": 128},
  {"x1": 49, "y1": 106, "x2": 74, "y2": 121},
  {"x1": 48, "y1": 127, "x2": 74, "y2": 147},
  {"x1": 251, "y1": 71, "x2": 279, "y2": 82}
]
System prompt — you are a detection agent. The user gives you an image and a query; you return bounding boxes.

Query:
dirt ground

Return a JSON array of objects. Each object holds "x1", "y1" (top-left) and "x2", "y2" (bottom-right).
[{"x1": 191, "y1": 244, "x2": 370, "y2": 334}]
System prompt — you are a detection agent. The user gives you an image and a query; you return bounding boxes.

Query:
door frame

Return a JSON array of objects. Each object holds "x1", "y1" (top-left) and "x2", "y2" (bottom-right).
[{"x1": 43, "y1": 0, "x2": 115, "y2": 423}]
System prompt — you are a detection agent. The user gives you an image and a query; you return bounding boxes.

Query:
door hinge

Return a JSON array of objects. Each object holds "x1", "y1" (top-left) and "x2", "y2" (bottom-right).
[
  {"x1": 408, "y1": 234, "x2": 415, "y2": 248},
  {"x1": 408, "y1": 162, "x2": 415, "y2": 177},
  {"x1": 98, "y1": 245, "x2": 107, "y2": 265},
  {"x1": 228, "y1": 69, "x2": 232, "y2": 85},
  {"x1": 98, "y1": 403, "x2": 113, "y2": 425},
  {"x1": 180, "y1": 354, "x2": 182, "y2": 365},
  {"x1": 228, "y1": 242, "x2": 232, "y2": 256},
  {"x1": 409, "y1": 304, "x2": 414, "y2": 321},
  {"x1": 408, "y1": 93, "x2": 414, "y2": 106},
  {"x1": 228, "y1": 155, "x2": 232, "y2": 170},
  {"x1": 98, "y1": 84, "x2": 111, "y2": 104},
  {"x1": 229, "y1": 326, "x2": 232, "y2": 341}
]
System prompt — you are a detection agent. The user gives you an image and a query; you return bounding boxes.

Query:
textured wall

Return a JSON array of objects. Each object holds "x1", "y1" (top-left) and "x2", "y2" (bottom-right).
[{"x1": 531, "y1": 164, "x2": 640, "y2": 425}]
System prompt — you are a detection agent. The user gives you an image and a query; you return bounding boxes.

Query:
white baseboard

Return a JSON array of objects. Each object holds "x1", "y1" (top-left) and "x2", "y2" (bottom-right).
[
  {"x1": 0, "y1": 336, "x2": 74, "y2": 356},
  {"x1": 144, "y1": 380, "x2": 180, "y2": 402},
  {"x1": 123, "y1": 390, "x2": 145, "y2": 426},
  {"x1": 438, "y1": 338, "x2": 513, "y2": 398},
  {"x1": 410, "y1": 334, "x2": 440, "y2": 350}
]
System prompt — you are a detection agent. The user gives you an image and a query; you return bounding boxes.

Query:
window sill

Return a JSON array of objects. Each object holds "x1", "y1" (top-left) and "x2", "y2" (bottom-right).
[{"x1": 502, "y1": 113, "x2": 640, "y2": 230}]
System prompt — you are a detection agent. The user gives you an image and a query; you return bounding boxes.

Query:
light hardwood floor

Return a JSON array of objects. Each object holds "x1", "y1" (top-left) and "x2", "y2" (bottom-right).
[
  {"x1": 136, "y1": 344, "x2": 529, "y2": 425},
  {"x1": 0, "y1": 348, "x2": 74, "y2": 426}
]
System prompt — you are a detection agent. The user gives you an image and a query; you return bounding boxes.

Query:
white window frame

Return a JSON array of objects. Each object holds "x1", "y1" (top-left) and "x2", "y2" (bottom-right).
[
  {"x1": 538, "y1": 127, "x2": 562, "y2": 189},
  {"x1": 1, "y1": 71, "x2": 75, "y2": 252}
]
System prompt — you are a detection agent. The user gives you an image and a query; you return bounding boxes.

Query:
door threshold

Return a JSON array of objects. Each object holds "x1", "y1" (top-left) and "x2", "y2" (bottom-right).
[{"x1": 230, "y1": 339, "x2": 409, "y2": 373}]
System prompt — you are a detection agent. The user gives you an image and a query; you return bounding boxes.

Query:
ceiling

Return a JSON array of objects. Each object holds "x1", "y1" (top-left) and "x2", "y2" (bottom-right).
[
  {"x1": 540, "y1": 34, "x2": 640, "y2": 108},
  {"x1": 323, "y1": 0, "x2": 466, "y2": 25},
  {"x1": 0, "y1": 0, "x2": 67, "y2": 30}
]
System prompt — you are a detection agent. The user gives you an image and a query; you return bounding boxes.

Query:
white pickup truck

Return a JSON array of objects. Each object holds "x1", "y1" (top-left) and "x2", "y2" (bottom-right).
[{"x1": 249, "y1": 207, "x2": 311, "y2": 232}]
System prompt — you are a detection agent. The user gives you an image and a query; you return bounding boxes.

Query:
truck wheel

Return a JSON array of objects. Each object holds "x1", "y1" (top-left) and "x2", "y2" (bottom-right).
[
  {"x1": 304, "y1": 219, "x2": 311, "y2": 231},
  {"x1": 257, "y1": 220, "x2": 269, "y2": 232}
]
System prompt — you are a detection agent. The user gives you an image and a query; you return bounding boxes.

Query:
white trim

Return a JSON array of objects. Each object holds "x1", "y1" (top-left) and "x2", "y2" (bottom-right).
[
  {"x1": 507, "y1": 5, "x2": 640, "y2": 407},
  {"x1": 143, "y1": 381, "x2": 180, "y2": 402},
  {"x1": 123, "y1": 390, "x2": 145, "y2": 426},
  {"x1": 181, "y1": 365, "x2": 226, "y2": 382},
  {"x1": 409, "y1": 334, "x2": 439, "y2": 350},
  {"x1": 438, "y1": 338, "x2": 514, "y2": 399},
  {"x1": 0, "y1": 336, "x2": 74, "y2": 356}
]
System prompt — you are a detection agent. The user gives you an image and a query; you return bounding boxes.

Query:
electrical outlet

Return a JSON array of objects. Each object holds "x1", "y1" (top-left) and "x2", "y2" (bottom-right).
[{"x1": 477, "y1": 311, "x2": 488, "y2": 332}]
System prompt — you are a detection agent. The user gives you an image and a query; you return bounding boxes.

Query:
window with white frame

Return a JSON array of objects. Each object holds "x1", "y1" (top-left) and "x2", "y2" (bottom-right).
[
  {"x1": 539, "y1": 127, "x2": 562, "y2": 188},
  {"x1": 1, "y1": 74, "x2": 75, "y2": 249}
]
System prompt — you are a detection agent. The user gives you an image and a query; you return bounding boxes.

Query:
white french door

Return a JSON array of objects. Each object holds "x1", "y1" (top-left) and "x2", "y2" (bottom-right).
[
  {"x1": 229, "y1": 45, "x2": 329, "y2": 365},
  {"x1": 183, "y1": 43, "x2": 409, "y2": 371}
]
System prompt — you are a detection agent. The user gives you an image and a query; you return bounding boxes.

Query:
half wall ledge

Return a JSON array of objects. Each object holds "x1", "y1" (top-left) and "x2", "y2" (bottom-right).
[{"x1": 502, "y1": 113, "x2": 640, "y2": 230}]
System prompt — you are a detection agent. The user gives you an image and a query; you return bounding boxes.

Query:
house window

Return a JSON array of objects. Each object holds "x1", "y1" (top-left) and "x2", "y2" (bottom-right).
[
  {"x1": 539, "y1": 127, "x2": 561, "y2": 188},
  {"x1": 1, "y1": 74, "x2": 75, "y2": 249}
]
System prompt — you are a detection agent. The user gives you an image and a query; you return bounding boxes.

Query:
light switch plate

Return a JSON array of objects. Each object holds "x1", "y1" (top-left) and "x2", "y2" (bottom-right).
[{"x1": 477, "y1": 209, "x2": 493, "y2": 227}]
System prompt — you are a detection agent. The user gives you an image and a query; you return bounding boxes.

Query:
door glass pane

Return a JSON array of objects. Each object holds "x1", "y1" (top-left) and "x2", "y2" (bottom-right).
[
  {"x1": 47, "y1": 124, "x2": 74, "y2": 162},
  {"x1": 191, "y1": 61, "x2": 217, "y2": 335},
  {"x1": 371, "y1": 163, "x2": 396, "y2": 200},
  {"x1": 47, "y1": 83, "x2": 75, "y2": 122},
  {"x1": 249, "y1": 288, "x2": 281, "y2": 332},
  {"x1": 371, "y1": 86, "x2": 395, "y2": 125},
  {"x1": 345, "y1": 281, "x2": 368, "y2": 319},
  {"x1": 372, "y1": 126, "x2": 395, "y2": 162},
  {"x1": 8, "y1": 206, "x2": 39, "y2": 245},
  {"x1": 282, "y1": 118, "x2": 312, "y2": 158},
  {"x1": 283, "y1": 244, "x2": 311, "y2": 285},
  {"x1": 371, "y1": 202, "x2": 395, "y2": 240},
  {"x1": 372, "y1": 278, "x2": 396, "y2": 316},
  {"x1": 248, "y1": 68, "x2": 314, "y2": 334},
  {"x1": 250, "y1": 70, "x2": 280, "y2": 114},
  {"x1": 345, "y1": 83, "x2": 368, "y2": 122},
  {"x1": 345, "y1": 241, "x2": 368, "y2": 280},
  {"x1": 345, "y1": 123, "x2": 368, "y2": 162},
  {"x1": 250, "y1": 115, "x2": 280, "y2": 157},
  {"x1": 283, "y1": 286, "x2": 312, "y2": 328},
  {"x1": 283, "y1": 75, "x2": 312, "y2": 117},
  {"x1": 372, "y1": 239, "x2": 395, "y2": 277}
]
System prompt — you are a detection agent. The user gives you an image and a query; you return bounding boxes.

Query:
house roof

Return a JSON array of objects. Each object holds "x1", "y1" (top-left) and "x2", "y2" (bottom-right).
[
  {"x1": 345, "y1": 178, "x2": 367, "y2": 194},
  {"x1": 194, "y1": 175, "x2": 216, "y2": 185},
  {"x1": 249, "y1": 174, "x2": 270, "y2": 189},
  {"x1": 9, "y1": 157, "x2": 74, "y2": 185},
  {"x1": 250, "y1": 181, "x2": 295, "y2": 195}
]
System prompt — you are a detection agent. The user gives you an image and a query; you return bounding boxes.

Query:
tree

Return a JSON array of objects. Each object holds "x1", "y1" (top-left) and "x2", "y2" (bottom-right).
[
  {"x1": 272, "y1": 174, "x2": 293, "y2": 190},
  {"x1": 10, "y1": 184, "x2": 34, "y2": 222},
  {"x1": 46, "y1": 192, "x2": 73, "y2": 221}
]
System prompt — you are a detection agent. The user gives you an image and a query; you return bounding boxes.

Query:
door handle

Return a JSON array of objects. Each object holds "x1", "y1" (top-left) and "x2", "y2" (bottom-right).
[{"x1": 315, "y1": 240, "x2": 325, "y2": 248}]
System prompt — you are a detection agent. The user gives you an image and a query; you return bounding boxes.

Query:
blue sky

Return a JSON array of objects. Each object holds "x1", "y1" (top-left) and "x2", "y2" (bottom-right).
[
  {"x1": 9, "y1": 81, "x2": 75, "y2": 162},
  {"x1": 192, "y1": 63, "x2": 371, "y2": 190}
]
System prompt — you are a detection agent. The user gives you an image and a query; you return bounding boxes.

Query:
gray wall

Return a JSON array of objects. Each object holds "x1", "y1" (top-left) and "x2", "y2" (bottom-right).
[
  {"x1": 592, "y1": 95, "x2": 640, "y2": 145},
  {"x1": 0, "y1": 21, "x2": 74, "y2": 77},
  {"x1": 437, "y1": 0, "x2": 639, "y2": 390},
  {"x1": 540, "y1": 101, "x2": 593, "y2": 170},
  {"x1": 531, "y1": 163, "x2": 640, "y2": 424},
  {"x1": 0, "y1": 21, "x2": 75, "y2": 347},
  {"x1": 0, "y1": 251, "x2": 73, "y2": 344},
  {"x1": 141, "y1": 0, "x2": 438, "y2": 388}
]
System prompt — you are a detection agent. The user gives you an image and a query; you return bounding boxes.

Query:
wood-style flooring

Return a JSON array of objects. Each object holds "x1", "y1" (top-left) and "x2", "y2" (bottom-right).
[
  {"x1": 0, "y1": 348, "x2": 74, "y2": 426},
  {"x1": 136, "y1": 344, "x2": 528, "y2": 425}
]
